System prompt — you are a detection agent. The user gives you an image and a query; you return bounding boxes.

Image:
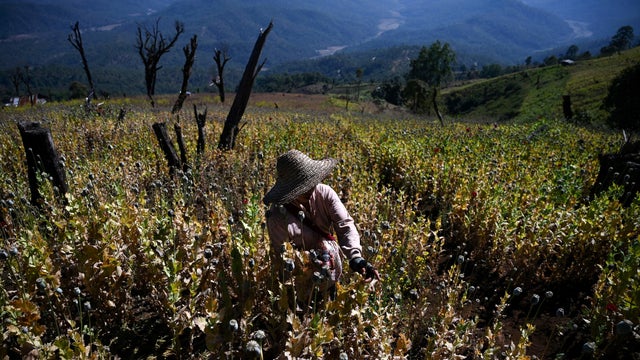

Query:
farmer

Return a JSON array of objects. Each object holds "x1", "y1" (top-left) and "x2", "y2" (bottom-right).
[{"x1": 263, "y1": 149, "x2": 380, "y2": 298}]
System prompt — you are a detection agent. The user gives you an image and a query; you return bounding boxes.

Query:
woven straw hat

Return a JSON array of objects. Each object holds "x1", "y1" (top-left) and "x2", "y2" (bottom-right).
[{"x1": 263, "y1": 149, "x2": 337, "y2": 205}]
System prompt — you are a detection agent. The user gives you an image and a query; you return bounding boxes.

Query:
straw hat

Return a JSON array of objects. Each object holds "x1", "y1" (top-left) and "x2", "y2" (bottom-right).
[{"x1": 263, "y1": 149, "x2": 337, "y2": 205}]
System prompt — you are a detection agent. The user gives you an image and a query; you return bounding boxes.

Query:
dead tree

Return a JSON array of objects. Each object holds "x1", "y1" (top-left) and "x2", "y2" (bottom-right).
[
  {"x1": 562, "y1": 95, "x2": 573, "y2": 120},
  {"x1": 218, "y1": 21, "x2": 273, "y2": 150},
  {"x1": 152, "y1": 122, "x2": 181, "y2": 174},
  {"x1": 172, "y1": 35, "x2": 198, "y2": 114},
  {"x1": 68, "y1": 21, "x2": 97, "y2": 100},
  {"x1": 117, "y1": 107, "x2": 127, "y2": 124},
  {"x1": 10, "y1": 67, "x2": 22, "y2": 97},
  {"x1": 17, "y1": 122, "x2": 68, "y2": 206},
  {"x1": 174, "y1": 123, "x2": 189, "y2": 172},
  {"x1": 212, "y1": 46, "x2": 231, "y2": 103},
  {"x1": 136, "y1": 19, "x2": 184, "y2": 108},
  {"x1": 194, "y1": 104, "x2": 208, "y2": 154}
]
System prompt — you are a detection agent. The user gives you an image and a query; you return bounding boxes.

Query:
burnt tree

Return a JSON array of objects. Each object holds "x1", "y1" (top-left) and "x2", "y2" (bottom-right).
[
  {"x1": 172, "y1": 35, "x2": 198, "y2": 114},
  {"x1": 68, "y1": 21, "x2": 97, "y2": 100},
  {"x1": 152, "y1": 122, "x2": 181, "y2": 174},
  {"x1": 218, "y1": 21, "x2": 273, "y2": 150},
  {"x1": 562, "y1": 95, "x2": 573, "y2": 120},
  {"x1": 194, "y1": 104, "x2": 208, "y2": 154},
  {"x1": 117, "y1": 107, "x2": 127, "y2": 124},
  {"x1": 17, "y1": 122, "x2": 68, "y2": 206},
  {"x1": 212, "y1": 47, "x2": 231, "y2": 103},
  {"x1": 136, "y1": 19, "x2": 184, "y2": 108},
  {"x1": 174, "y1": 123, "x2": 189, "y2": 172}
]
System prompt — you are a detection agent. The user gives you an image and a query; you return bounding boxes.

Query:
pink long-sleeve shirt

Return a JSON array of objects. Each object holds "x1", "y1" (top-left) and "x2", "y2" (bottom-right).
[{"x1": 266, "y1": 183, "x2": 362, "y2": 260}]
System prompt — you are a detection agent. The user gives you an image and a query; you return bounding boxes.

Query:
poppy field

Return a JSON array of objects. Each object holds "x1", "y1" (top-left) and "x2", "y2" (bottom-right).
[{"x1": 0, "y1": 96, "x2": 638, "y2": 359}]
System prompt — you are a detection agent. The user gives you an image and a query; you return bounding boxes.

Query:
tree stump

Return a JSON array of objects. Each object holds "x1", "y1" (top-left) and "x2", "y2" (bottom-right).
[
  {"x1": 17, "y1": 122, "x2": 68, "y2": 206},
  {"x1": 562, "y1": 95, "x2": 573, "y2": 120},
  {"x1": 194, "y1": 104, "x2": 207, "y2": 155},
  {"x1": 174, "y1": 122, "x2": 189, "y2": 172},
  {"x1": 152, "y1": 122, "x2": 181, "y2": 174}
]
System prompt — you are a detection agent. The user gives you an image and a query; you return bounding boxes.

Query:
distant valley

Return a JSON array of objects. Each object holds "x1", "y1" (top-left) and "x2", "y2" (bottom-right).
[{"x1": 0, "y1": 0, "x2": 638, "y2": 98}]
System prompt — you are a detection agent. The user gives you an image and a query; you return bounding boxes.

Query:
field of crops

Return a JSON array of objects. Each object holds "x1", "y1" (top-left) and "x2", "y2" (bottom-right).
[{"x1": 1, "y1": 96, "x2": 638, "y2": 359}]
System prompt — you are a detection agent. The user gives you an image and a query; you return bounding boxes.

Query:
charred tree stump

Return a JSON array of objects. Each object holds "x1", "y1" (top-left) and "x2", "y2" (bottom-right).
[
  {"x1": 152, "y1": 122, "x2": 181, "y2": 174},
  {"x1": 218, "y1": 21, "x2": 273, "y2": 150},
  {"x1": 563, "y1": 95, "x2": 573, "y2": 120},
  {"x1": 194, "y1": 104, "x2": 207, "y2": 154},
  {"x1": 174, "y1": 123, "x2": 189, "y2": 172},
  {"x1": 588, "y1": 140, "x2": 640, "y2": 207},
  {"x1": 117, "y1": 107, "x2": 127, "y2": 124},
  {"x1": 17, "y1": 122, "x2": 68, "y2": 206}
]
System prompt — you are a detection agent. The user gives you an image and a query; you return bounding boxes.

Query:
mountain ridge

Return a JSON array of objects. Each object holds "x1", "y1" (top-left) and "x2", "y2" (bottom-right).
[
  {"x1": 0, "y1": 0, "x2": 637, "y2": 98},
  {"x1": 2, "y1": 0, "x2": 619, "y2": 68}
]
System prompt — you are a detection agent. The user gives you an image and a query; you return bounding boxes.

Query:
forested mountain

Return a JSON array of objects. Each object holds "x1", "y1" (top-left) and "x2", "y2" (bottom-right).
[
  {"x1": 522, "y1": 0, "x2": 640, "y2": 38},
  {"x1": 0, "y1": 0, "x2": 637, "y2": 99}
]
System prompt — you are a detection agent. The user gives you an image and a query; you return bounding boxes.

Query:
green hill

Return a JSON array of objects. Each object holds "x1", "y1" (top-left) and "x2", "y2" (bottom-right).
[{"x1": 442, "y1": 47, "x2": 640, "y2": 124}]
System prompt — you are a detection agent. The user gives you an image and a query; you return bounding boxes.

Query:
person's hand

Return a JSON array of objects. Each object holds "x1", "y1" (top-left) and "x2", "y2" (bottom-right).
[{"x1": 349, "y1": 257, "x2": 381, "y2": 282}]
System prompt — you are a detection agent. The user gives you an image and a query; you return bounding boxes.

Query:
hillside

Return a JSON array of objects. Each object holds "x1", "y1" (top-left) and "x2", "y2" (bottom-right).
[
  {"x1": 259, "y1": 46, "x2": 640, "y2": 126},
  {"x1": 441, "y1": 46, "x2": 640, "y2": 124}
]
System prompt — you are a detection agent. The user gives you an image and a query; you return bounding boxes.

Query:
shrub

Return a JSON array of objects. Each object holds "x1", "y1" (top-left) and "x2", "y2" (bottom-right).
[{"x1": 603, "y1": 62, "x2": 640, "y2": 131}]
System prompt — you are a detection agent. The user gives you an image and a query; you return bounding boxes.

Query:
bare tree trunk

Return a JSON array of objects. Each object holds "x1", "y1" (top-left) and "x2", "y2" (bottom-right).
[
  {"x1": 172, "y1": 35, "x2": 198, "y2": 114},
  {"x1": 194, "y1": 104, "x2": 207, "y2": 154},
  {"x1": 17, "y1": 122, "x2": 68, "y2": 206},
  {"x1": 432, "y1": 88, "x2": 444, "y2": 126},
  {"x1": 213, "y1": 47, "x2": 231, "y2": 103},
  {"x1": 68, "y1": 22, "x2": 97, "y2": 100},
  {"x1": 345, "y1": 88, "x2": 350, "y2": 111},
  {"x1": 117, "y1": 107, "x2": 127, "y2": 124},
  {"x1": 145, "y1": 69, "x2": 157, "y2": 108},
  {"x1": 218, "y1": 21, "x2": 273, "y2": 150},
  {"x1": 562, "y1": 95, "x2": 573, "y2": 120},
  {"x1": 174, "y1": 123, "x2": 189, "y2": 172},
  {"x1": 152, "y1": 122, "x2": 181, "y2": 174}
]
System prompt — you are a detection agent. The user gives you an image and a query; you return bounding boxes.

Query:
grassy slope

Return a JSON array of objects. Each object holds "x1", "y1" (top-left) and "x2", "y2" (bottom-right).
[{"x1": 442, "y1": 47, "x2": 640, "y2": 124}]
